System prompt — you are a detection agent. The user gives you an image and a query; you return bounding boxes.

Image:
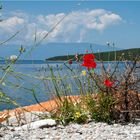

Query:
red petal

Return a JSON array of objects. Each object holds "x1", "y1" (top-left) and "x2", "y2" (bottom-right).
[
  {"x1": 83, "y1": 54, "x2": 95, "y2": 60},
  {"x1": 104, "y1": 79, "x2": 114, "y2": 87}
]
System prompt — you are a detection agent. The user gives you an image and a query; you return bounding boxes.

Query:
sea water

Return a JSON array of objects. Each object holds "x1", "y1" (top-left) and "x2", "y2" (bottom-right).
[{"x1": 0, "y1": 61, "x2": 134, "y2": 111}]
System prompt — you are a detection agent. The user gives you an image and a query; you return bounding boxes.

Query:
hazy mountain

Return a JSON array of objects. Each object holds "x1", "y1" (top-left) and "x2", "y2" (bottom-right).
[{"x1": 47, "y1": 48, "x2": 140, "y2": 61}]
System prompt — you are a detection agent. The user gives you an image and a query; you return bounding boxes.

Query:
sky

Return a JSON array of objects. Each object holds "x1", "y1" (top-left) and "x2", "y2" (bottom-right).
[{"x1": 0, "y1": 1, "x2": 140, "y2": 59}]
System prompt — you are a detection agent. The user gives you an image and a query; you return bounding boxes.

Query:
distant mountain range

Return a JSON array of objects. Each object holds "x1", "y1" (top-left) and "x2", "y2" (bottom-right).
[
  {"x1": 0, "y1": 43, "x2": 121, "y2": 60},
  {"x1": 46, "y1": 48, "x2": 140, "y2": 61}
]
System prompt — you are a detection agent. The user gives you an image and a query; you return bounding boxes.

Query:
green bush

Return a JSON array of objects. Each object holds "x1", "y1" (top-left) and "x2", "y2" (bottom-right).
[
  {"x1": 90, "y1": 93, "x2": 116, "y2": 123},
  {"x1": 51, "y1": 98, "x2": 88, "y2": 125}
]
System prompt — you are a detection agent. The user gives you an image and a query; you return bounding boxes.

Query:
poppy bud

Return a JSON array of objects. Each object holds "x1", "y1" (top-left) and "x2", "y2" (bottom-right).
[{"x1": 68, "y1": 59, "x2": 72, "y2": 65}]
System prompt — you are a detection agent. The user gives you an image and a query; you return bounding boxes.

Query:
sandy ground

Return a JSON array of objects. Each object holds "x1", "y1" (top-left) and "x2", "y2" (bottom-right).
[{"x1": 0, "y1": 95, "x2": 80, "y2": 122}]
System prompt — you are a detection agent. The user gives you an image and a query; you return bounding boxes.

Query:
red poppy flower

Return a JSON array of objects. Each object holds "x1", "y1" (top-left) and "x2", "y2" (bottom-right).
[
  {"x1": 81, "y1": 54, "x2": 96, "y2": 69},
  {"x1": 104, "y1": 79, "x2": 114, "y2": 87},
  {"x1": 83, "y1": 54, "x2": 95, "y2": 61},
  {"x1": 82, "y1": 60, "x2": 96, "y2": 69},
  {"x1": 68, "y1": 59, "x2": 72, "y2": 65}
]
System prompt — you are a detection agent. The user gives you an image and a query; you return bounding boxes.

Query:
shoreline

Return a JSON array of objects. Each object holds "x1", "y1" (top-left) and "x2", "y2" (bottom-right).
[
  {"x1": 1, "y1": 93, "x2": 140, "y2": 122},
  {"x1": 0, "y1": 95, "x2": 80, "y2": 122}
]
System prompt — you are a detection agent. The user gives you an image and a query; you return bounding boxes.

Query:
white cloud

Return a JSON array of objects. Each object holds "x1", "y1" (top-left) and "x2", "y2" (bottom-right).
[
  {"x1": 34, "y1": 9, "x2": 121, "y2": 43},
  {"x1": 0, "y1": 16, "x2": 24, "y2": 33},
  {"x1": 0, "y1": 9, "x2": 122, "y2": 44},
  {"x1": 0, "y1": 16, "x2": 24, "y2": 31}
]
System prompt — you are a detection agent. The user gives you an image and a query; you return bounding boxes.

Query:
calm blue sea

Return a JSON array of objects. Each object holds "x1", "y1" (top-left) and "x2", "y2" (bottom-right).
[{"x1": 0, "y1": 60, "x2": 130, "y2": 111}]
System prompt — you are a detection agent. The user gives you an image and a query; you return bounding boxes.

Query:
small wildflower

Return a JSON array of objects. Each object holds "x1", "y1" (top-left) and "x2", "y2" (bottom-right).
[
  {"x1": 9, "y1": 55, "x2": 17, "y2": 62},
  {"x1": 81, "y1": 70, "x2": 86, "y2": 76},
  {"x1": 75, "y1": 112, "x2": 81, "y2": 118}
]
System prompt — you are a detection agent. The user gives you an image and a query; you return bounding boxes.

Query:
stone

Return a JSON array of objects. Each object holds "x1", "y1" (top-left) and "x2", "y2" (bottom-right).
[
  {"x1": 2, "y1": 111, "x2": 51, "y2": 126},
  {"x1": 57, "y1": 125, "x2": 65, "y2": 129},
  {"x1": 15, "y1": 119, "x2": 57, "y2": 130}
]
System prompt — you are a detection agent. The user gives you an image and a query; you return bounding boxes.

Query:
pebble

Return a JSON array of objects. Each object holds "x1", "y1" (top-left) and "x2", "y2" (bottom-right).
[{"x1": 0, "y1": 121, "x2": 140, "y2": 140}]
